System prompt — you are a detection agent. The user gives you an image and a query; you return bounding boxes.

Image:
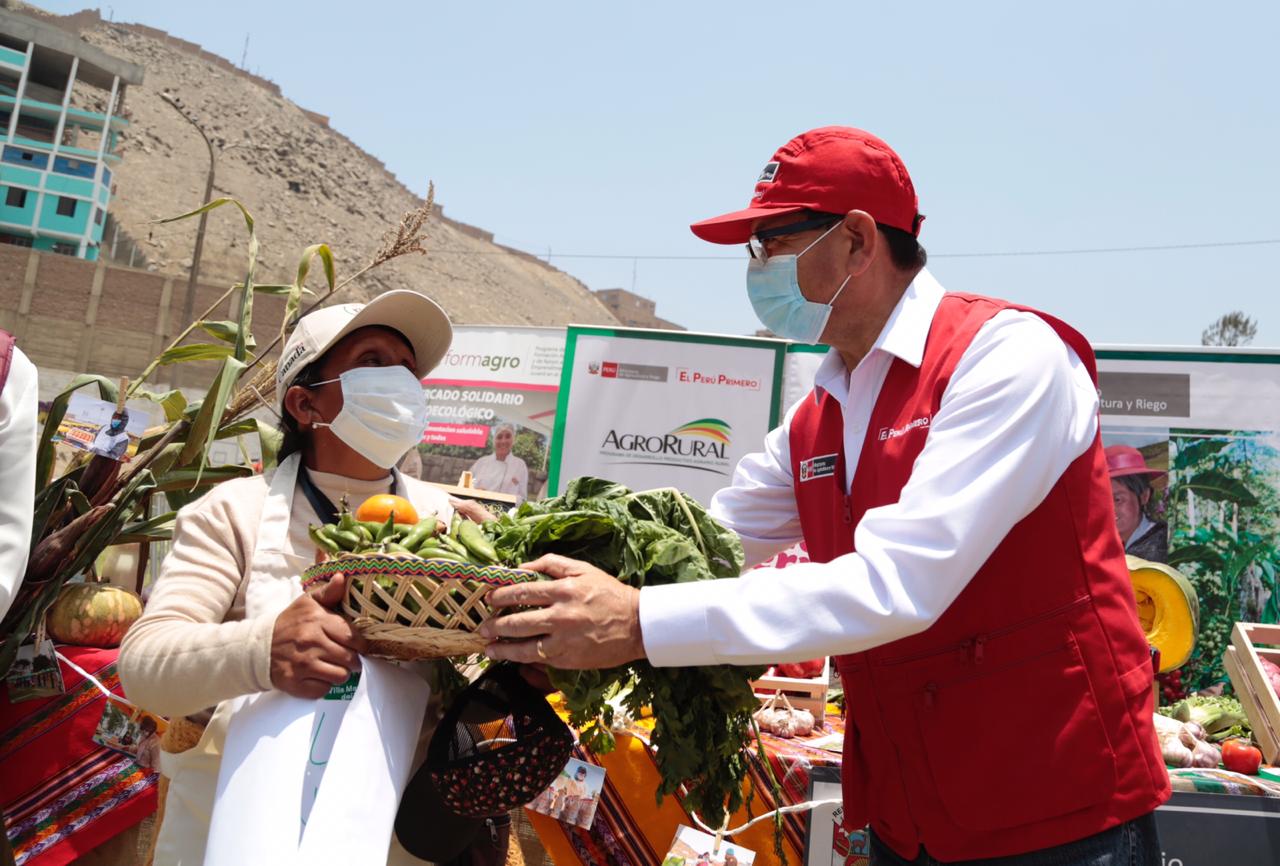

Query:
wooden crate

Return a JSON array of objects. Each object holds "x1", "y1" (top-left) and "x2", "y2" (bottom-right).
[
  {"x1": 1222, "y1": 622, "x2": 1280, "y2": 764},
  {"x1": 751, "y1": 657, "x2": 830, "y2": 719}
]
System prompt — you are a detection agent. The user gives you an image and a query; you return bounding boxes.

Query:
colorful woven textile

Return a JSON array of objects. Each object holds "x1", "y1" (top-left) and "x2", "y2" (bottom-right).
[
  {"x1": 1168, "y1": 767, "x2": 1280, "y2": 798},
  {"x1": 1, "y1": 647, "x2": 158, "y2": 866},
  {"x1": 301, "y1": 554, "x2": 541, "y2": 589}
]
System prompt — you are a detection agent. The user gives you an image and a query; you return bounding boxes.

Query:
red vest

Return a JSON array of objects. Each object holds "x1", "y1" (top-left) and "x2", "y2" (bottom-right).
[{"x1": 788, "y1": 294, "x2": 1169, "y2": 861}]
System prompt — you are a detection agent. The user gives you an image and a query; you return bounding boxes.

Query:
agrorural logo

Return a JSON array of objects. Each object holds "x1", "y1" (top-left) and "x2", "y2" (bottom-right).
[{"x1": 599, "y1": 418, "x2": 732, "y2": 475}]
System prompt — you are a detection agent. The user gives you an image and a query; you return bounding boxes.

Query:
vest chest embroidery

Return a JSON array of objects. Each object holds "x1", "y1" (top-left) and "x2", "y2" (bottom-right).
[{"x1": 877, "y1": 414, "x2": 931, "y2": 442}]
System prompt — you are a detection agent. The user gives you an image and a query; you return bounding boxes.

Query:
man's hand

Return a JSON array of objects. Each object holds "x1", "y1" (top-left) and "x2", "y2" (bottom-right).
[
  {"x1": 478, "y1": 554, "x2": 645, "y2": 669},
  {"x1": 270, "y1": 573, "x2": 368, "y2": 700}
]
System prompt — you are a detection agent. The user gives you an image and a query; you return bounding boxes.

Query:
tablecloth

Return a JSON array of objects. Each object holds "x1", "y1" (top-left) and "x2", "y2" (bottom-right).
[
  {"x1": 525, "y1": 706, "x2": 848, "y2": 866},
  {"x1": 526, "y1": 709, "x2": 1280, "y2": 866},
  {"x1": 1167, "y1": 767, "x2": 1280, "y2": 797},
  {"x1": 1, "y1": 646, "x2": 158, "y2": 866}
]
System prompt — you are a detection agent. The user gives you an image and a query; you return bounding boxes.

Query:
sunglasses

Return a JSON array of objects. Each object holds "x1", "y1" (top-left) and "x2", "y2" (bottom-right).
[{"x1": 746, "y1": 213, "x2": 842, "y2": 263}]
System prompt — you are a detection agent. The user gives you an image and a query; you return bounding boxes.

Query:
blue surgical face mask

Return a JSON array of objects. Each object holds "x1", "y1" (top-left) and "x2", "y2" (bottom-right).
[
  {"x1": 309, "y1": 366, "x2": 429, "y2": 468},
  {"x1": 109, "y1": 418, "x2": 126, "y2": 432},
  {"x1": 745, "y1": 222, "x2": 851, "y2": 344}
]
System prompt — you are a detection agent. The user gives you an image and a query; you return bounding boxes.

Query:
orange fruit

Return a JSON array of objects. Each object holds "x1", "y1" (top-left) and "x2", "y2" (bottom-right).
[{"x1": 355, "y1": 494, "x2": 419, "y2": 526}]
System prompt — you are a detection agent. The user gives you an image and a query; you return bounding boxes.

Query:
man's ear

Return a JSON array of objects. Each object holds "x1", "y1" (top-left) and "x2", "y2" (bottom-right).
[{"x1": 841, "y1": 210, "x2": 879, "y2": 278}]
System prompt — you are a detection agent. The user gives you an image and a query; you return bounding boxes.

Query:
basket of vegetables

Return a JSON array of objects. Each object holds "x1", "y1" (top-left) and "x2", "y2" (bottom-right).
[
  {"x1": 306, "y1": 478, "x2": 787, "y2": 831},
  {"x1": 301, "y1": 495, "x2": 542, "y2": 660}
]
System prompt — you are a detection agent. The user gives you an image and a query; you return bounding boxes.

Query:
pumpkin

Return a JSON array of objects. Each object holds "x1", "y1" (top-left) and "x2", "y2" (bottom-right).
[
  {"x1": 1127, "y1": 555, "x2": 1199, "y2": 672},
  {"x1": 355, "y1": 494, "x2": 418, "y2": 526},
  {"x1": 46, "y1": 582, "x2": 143, "y2": 648}
]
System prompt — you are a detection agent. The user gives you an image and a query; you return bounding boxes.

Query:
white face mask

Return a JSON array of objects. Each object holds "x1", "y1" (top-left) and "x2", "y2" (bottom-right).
[{"x1": 310, "y1": 366, "x2": 428, "y2": 469}]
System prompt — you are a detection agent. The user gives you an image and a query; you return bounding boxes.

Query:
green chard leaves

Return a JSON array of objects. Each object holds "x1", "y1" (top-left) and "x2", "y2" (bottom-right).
[{"x1": 481, "y1": 478, "x2": 761, "y2": 825}]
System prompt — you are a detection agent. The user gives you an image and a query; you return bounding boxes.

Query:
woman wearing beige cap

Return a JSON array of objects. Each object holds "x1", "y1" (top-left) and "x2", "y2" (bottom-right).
[{"x1": 119, "y1": 290, "x2": 467, "y2": 864}]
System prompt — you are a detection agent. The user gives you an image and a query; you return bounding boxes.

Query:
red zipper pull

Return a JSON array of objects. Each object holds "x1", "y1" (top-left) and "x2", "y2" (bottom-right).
[
  {"x1": 972, "y1": 636, "x2": 986, "y2": 664},
  {"x1": 923, "y1": 683, "x2": 937, "y2": 709}
]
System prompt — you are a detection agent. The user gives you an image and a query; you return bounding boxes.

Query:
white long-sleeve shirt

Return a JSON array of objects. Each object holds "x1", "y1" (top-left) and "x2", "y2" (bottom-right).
[
  {"x1": 638, "y1": 270, "x2": 1100, "y2": 667},
  {"x1": 0, "y1": 346, "x2": 38, "y2": 621}
]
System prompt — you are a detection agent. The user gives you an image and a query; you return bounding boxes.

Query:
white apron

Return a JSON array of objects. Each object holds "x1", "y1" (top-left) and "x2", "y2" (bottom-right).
[{"x1": 153, "y1": 454, "x2": 447, "y2": 865}]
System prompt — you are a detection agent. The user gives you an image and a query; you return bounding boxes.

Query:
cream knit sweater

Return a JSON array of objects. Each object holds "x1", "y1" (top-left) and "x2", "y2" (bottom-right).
[{"x1": 119, "y1": 468, "x2": 451, "y2": 719}]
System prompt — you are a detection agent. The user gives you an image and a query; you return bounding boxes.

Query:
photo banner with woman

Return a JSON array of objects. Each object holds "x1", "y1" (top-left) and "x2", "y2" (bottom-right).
[
  {"x1": 1096, "y1": 347, "x2": 1280, "y2": 694},
  {"x1": 416, "y1": 326, "x2": 567, "y2": 502},
  {"x1": 548, "y1": 327, "x2": 786, "y2": 504}
]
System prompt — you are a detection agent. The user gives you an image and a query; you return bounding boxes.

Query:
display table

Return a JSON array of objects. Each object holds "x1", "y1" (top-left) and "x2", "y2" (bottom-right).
[
  {"x1": 525, "y1": 706, "x2": 845, "y2": 866},
  {"x1": 1, "y1": 647, "x2": 158, "y2": 866},
  {"x1": 527, "y1": 708, "x2": 1280, "y2": 866}
]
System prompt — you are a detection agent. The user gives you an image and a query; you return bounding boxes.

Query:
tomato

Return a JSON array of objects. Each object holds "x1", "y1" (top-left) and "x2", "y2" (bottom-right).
[
  {"x1": 775, "y1": 658, "x2": 826, "y2": 679},
  {"x1": 1221, "y1": 739, "x2": 1263, "y2": 775},
  {"x1": 355, "y1": 494, "x2": 419, "y2": 526}
]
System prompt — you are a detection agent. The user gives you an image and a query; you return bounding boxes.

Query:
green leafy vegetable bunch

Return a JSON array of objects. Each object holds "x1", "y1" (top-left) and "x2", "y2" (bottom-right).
[{"x1": 482, "y1": 477, "x2": 764, "y2": 825}]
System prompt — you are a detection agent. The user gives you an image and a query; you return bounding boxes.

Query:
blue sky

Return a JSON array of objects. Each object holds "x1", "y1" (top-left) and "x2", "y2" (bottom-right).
[{"x1": 43, "y1": 1, "x2": 1279, "y2": 346}]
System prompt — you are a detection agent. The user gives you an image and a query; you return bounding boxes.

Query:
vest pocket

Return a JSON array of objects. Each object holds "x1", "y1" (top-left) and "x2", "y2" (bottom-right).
[{"x1": 915, "y1": 635, "x2": 1117, "y2": 832}]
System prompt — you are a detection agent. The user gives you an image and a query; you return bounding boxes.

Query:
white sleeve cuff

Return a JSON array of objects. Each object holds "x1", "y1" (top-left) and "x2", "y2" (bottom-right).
[
  {"x1": 249, "y1": 613, "x2": 278, "y2": 692},
  {"x1": 638, "y1": 581, "x2": 727, "y2": 668}
]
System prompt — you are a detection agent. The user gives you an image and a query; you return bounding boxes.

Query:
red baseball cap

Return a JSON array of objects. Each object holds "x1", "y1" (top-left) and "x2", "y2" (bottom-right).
[
  {"x1": 1105, "y1": 445, "x2": 1166, "y2": 478},
  {"x1": 690, "y1": 126, "x2": 923, "y2": 244}
]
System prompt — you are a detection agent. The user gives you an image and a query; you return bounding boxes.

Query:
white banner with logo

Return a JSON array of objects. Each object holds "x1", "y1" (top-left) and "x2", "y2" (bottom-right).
[
  {"x1": 549, "y1": 327, "x2": 785, "y2": 504},
  {"x1": 1093, "y1": 346, "x2": 1280, "y2": 695},
  {"x1": 417, "y1": 326, "x2": 565, "y2": 502}
]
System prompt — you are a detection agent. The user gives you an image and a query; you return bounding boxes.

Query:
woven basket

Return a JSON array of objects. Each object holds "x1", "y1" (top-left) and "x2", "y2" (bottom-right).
[{"x1": 300, "y1": 554, "x2": 542, "y2": 660}]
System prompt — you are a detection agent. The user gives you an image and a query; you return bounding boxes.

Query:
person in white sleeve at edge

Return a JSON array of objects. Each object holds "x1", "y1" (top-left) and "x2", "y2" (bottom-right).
[
  {"x1": 479, "y1": 128, "x2": 1169, "y2": 865},
  {"x1": 119, "y1": 290, "x2": 489, "y2": 864},
  {"x1": 0, "y1": 330, "x2": 38, "y2": 622}
]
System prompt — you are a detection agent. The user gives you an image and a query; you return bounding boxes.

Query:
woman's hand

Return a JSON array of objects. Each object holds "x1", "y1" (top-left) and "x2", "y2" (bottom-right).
[
  {"x1": 449, "y1": 496, "x2": 497, "y2": 524},
  {"x1": 270, "y1": 573, "x2": 368, "y2": 699}
]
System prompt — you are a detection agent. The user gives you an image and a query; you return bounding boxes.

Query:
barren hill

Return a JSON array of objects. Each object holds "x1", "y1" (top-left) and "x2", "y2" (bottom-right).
[{"x1": 14, "y1": 3, "x2": 619, "y2": 327}]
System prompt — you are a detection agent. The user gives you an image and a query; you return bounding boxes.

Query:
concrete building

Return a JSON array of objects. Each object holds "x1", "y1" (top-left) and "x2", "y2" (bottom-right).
[
  {"x1": 0, "y1": 7, "x2": 142, "y2": 260},
  {"x1": 593, "y1": 287, "x2": 684, "y2": 331}
]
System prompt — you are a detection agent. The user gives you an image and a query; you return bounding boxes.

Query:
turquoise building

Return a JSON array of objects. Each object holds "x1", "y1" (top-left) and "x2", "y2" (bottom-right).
[{"x1": 0, "y1": 9, "x2": 143, "y2": 260}]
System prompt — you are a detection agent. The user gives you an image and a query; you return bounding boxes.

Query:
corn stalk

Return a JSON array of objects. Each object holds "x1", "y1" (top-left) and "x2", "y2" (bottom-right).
[{"x1": 0, "y1": 191, "x2": 437, "y2": 677}]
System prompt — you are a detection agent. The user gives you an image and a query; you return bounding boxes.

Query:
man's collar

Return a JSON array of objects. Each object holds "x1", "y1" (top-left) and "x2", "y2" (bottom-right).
[{"x1": 812, "y1": 268, "x2": 946, "y2": 402}]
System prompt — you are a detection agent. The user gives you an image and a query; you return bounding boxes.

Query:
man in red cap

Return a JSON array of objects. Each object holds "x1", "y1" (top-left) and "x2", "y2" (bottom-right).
[
  {"x1": 1106, "y1": 444, "x2": 1169, "y2": 563},
  {"x1": 482, "y1": 127, "x2": 1168, "y2": 864}
]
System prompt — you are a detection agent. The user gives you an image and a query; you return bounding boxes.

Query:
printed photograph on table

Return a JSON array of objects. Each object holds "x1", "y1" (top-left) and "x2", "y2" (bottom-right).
[
  {"x1": 3, "y1": 638, "x2": 65, "y2": 702},
  {"x1": 660, "y1": 825, "x2": 756, "y2": 866},
  {"x1": 92, "y1": 696, "x2": 167, "y2": 771},
  {"x1": 804, "y1": 766, "x2": 869, "y2": 866},
  {"x1": 53, "y1": 393, "x2": 152, "y2": 462},
  {"x1": 528, "y1": 757, "x2": 605, "y2": 829}
]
